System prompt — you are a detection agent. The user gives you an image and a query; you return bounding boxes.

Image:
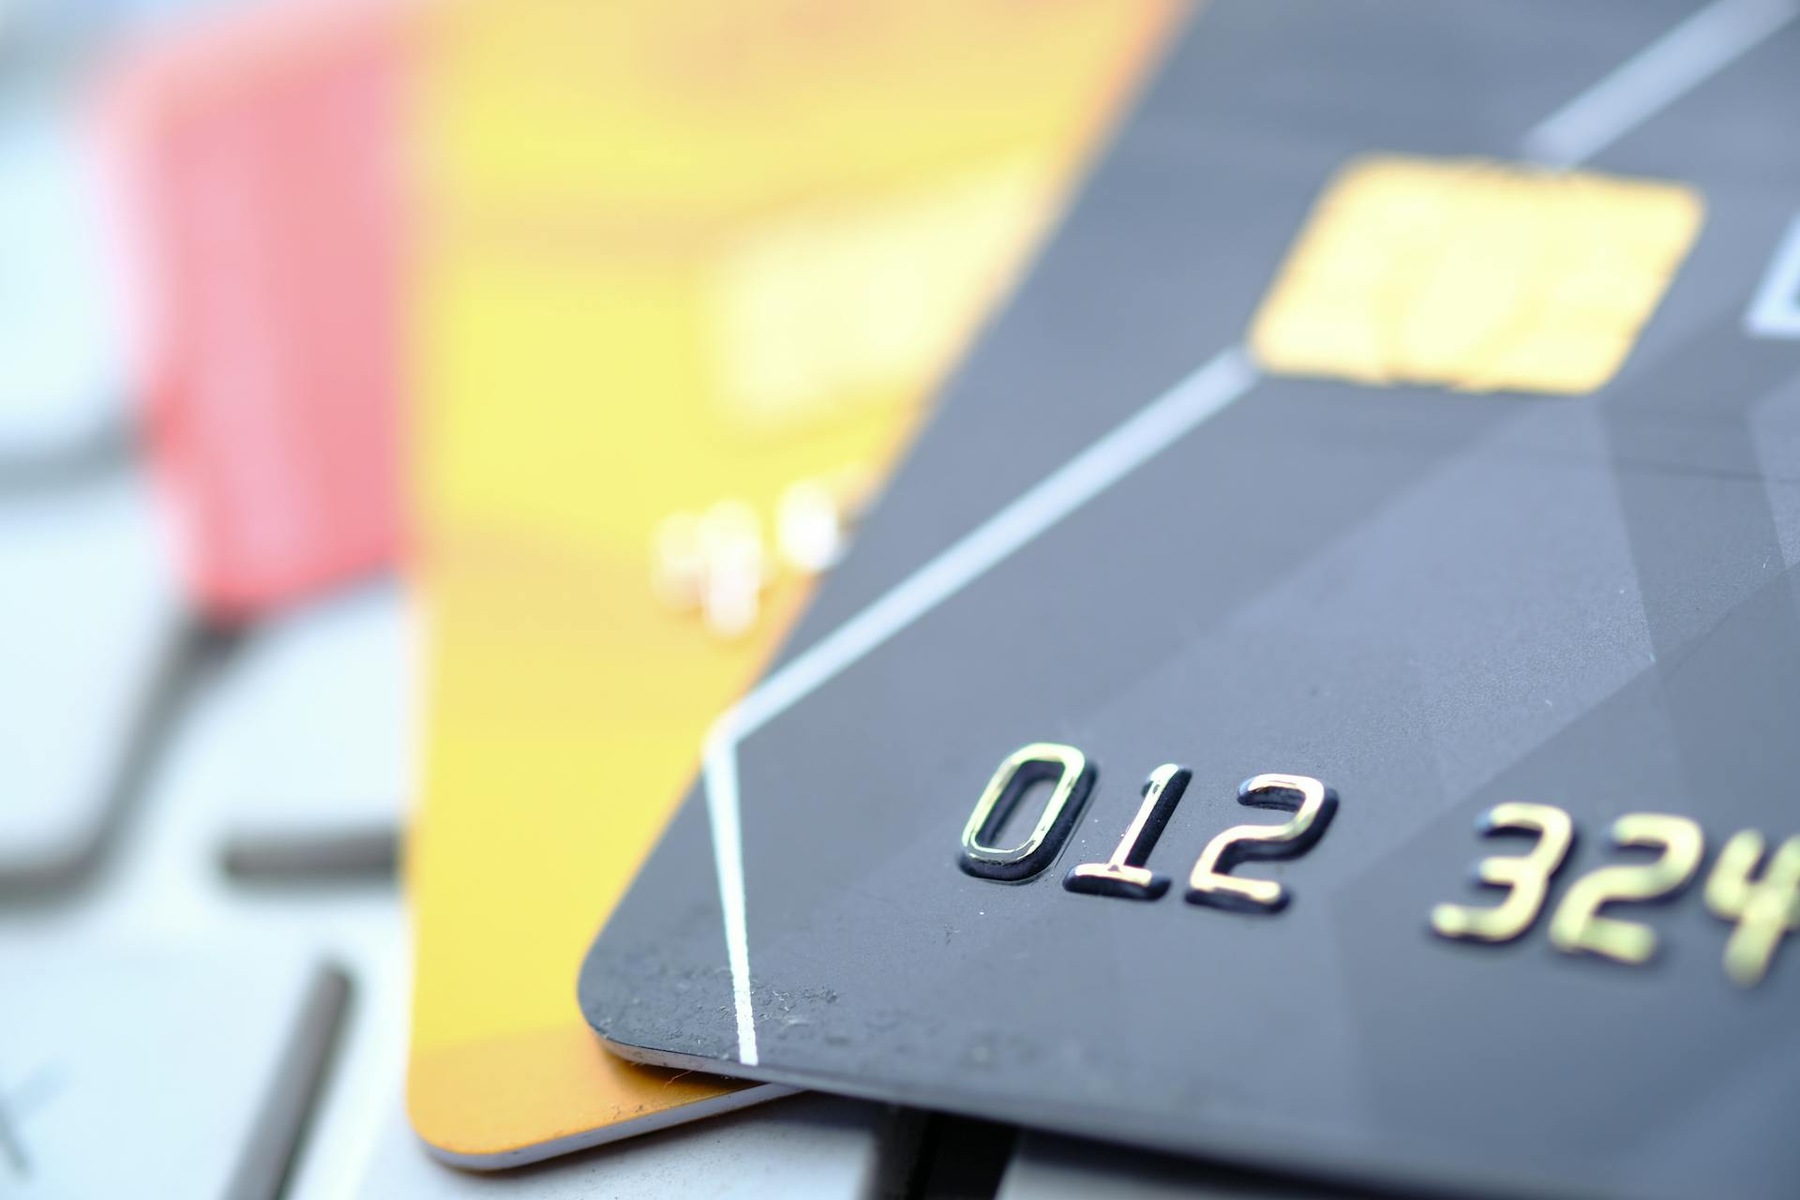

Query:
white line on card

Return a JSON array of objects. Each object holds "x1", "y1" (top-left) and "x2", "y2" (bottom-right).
[
  {"x1": 704, "y1": 347, "x2": 1258, "y2": 1065},
  {"x1": 1521, "y1": 0, "x2": 1798, "y2": 167}
]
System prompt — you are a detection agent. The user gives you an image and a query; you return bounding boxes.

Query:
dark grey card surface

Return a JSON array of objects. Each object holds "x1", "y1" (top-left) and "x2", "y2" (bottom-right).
[{"x1": 582, "y1": 3, "x2": 1800, "y2": 1196}]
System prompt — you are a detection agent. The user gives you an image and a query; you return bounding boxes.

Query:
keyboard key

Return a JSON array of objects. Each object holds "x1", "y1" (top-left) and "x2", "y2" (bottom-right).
[
  {"x1": 997, "y1": 1134, "x2": 1361, "y2": 1200},
  {"x1": 0, "y1": 103, "x2": 127, "y2": 468},
  {"x1": 906, "y1": 1115, "x2": 1017, "y2": 1199},
  {"x1": 359, "y1": 1094, "x2": 923, "y2": 1199},
  {"x1": 0, "y1": 943, "x2": 348, "y2": 1197},
  {"x1": 209, "y1": 581, "x2": 413, "y2": 883},
  {"x1": 94, "y1": 623, "x2": 410, "y2": 1200},
  {"x1": 0, "y1": 473, "x2": 184, "y2": 893}
]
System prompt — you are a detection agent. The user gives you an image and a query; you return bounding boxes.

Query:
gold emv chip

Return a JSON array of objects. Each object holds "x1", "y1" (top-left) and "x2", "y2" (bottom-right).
[{"x1": 1248, "y1": 154, "x2": 1703, "y2": 395}]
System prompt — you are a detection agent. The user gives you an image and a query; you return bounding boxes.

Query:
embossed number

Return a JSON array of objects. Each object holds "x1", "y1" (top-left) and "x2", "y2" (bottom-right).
[
  {"x1": 1064, "y1": 764, "x2": 1190, "y2": 900},
  {"x1": 1705, "y1": 830, "x2": 1800, "y2": 987},
  {"x1": 1548, "y1": 814, "x2": 1704, "y2": 965},
  {"x1": 1431, "y1": 803, "x2": 1575, "y2": 944},
  {"x1": 1185, "y1": 774, "x2": 1336, "y2": 912}
]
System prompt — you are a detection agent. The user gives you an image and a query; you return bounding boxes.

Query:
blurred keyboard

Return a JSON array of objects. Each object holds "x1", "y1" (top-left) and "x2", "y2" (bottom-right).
[{"x1": 0, "y1": 454, "x2": 907, "y2": 1198}]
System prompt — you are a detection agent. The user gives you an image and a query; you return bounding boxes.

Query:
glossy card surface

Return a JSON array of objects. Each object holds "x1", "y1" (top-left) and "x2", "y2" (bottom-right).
[
  {"x1": 406, "y1": 0, "x2": 1179, "y2": 1166},
  {"x1": 584, "y1": 3, "x2": 1800, "y2": 1197}
]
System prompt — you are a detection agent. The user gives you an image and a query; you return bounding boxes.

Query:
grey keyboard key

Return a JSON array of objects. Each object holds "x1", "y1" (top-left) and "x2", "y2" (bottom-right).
[
  {"x1": 997, "y1": 1134, "x2": 1366, "y2": 1200},
  {"x1": 0, "y1": 944, "x2": 348, "y2": 1198},
  {"x1": 359, "y1": 1094, "x2": 924, "y2": 1200},
  {"x1": 905, "y1": 1115, "x2": 1016, "y2": 1199},
  {"x1": 0, "y1": 473, "x2": 184, "y2": 893},
  {"x1": 210, "y1": 582, "x2": 413, "y2": 882}
]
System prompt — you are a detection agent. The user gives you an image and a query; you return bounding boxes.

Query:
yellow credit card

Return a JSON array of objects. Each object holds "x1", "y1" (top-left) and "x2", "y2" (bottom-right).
[{"x1": 406, "y1": 0, "x2": 1182, "y2": 1165}]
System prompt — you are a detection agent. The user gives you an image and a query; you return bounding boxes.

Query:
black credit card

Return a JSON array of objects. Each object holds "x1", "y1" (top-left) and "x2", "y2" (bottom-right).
[{"x1": 583, "y1": 3, "x2": 1800, "y2": 1196}]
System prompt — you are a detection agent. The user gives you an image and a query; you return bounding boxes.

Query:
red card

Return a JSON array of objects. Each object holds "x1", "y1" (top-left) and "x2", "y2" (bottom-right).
[{"x1": 97, "y1": 1, "x2": 411, "y2": 622}]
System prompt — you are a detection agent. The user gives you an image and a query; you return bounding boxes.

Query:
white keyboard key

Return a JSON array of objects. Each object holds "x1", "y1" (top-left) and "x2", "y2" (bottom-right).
[
  {"x1": 79, "y1": 604, "x2": 410, "y2": 1200},
  {"x1": 0, "y1": 104, "x2": 127, "y2": 464},
  {"x1": 210, "y1": 582, "x2": 414, "y2": 880},
  {"x1": 0, "y1": 473, "x2": 182, "y2": 891},
  {"x1": 998, "y1": 1133, "x2": 1353, "y2": 1200},
  {"x1": 359, "y1": 1095, "x2": 922, "y2": 1200},
  {"x1": 0, "y1": 943, "x2": 347, "y2": 1198}
]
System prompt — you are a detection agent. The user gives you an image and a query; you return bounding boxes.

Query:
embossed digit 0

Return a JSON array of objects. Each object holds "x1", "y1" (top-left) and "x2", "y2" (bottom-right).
[
  {"x1": 1430, "y1": 803, "x2": 1575, "y2": 944},
  {"x1": 959, "y1": 743, "x2": 1095, "y2": 882},
  {"x1": 1185, "y1": 773, "x2": 1337, "y2": 913},
  {"x1": 1548, "y1": 814, "x2": 1704, "y2": 965}
]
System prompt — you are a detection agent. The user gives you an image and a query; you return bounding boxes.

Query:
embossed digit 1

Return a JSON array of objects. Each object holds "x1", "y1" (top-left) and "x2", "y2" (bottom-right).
[
  {"x1": 1430, "y1": 803, "x2": 1575, "y2": 943},
  {"x1": 1548, "y1": 814, "x2": 1704, "y2": 965},
  {"x1": 1185, "y1": 774, "x2": 1336, "y2": 912},
  {"x1": 1704, "y1": 830, "x2": 1800, "y2": 987},
  {"x1": 1064, "y1": 764, "x2": 1190, "y2": 900},
  {"x1": 959, "y1": 743, "x2": 1095, "y2": 882}
]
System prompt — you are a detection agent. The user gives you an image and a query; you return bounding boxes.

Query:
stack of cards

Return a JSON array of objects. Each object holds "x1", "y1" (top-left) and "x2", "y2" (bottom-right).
[
  {"x1": 561, "y1": 1, "x2": 1800, "y2": 1197},
  {"x1": 404, "y1": 0, "x2": 1180, "y2": 1169},
  {"x1": 69, "y1": 0, "x2": 1800, "y2": 1195}
]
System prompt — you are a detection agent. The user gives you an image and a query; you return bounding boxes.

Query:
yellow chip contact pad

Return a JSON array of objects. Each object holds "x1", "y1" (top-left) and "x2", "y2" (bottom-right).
[{"x1": 1249, "y1": 154, "x2": 1703, "y2": 395}]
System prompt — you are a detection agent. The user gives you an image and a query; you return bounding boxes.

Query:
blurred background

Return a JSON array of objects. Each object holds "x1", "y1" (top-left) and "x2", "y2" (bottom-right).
[{"x1": 0, "y1": 0, "x2": 1178, "y2": 1194}]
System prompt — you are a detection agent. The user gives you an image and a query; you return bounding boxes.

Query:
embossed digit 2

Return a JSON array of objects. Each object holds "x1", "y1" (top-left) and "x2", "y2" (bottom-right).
[
  {"x1": 1185, "y1": 774, "x2": 1337, "y2": 913},
  {"x1": 1549, "y1": 814, "x2": 1704, "y2": 965}
]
